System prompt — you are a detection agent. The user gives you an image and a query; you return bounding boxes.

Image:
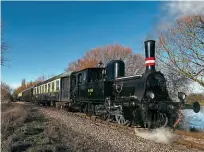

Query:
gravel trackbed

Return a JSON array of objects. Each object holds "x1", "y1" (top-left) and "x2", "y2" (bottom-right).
[{"x1": 39, "y1": 107, "x2": 203, "y2": 152}]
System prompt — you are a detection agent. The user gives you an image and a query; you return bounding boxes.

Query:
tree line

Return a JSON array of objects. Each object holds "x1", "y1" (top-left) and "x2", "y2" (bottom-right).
[{"x1": 66, "y1": 44, "x2": 145, "y2": 76}]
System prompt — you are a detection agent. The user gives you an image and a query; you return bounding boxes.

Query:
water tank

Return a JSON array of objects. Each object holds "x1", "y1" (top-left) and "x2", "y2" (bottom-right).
[{"x1": 106, "y1": 60, "x2": 125, "y2": 79}]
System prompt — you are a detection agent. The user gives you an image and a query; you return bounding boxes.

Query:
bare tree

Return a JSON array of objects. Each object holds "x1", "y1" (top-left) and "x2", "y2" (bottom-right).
[
  {"x1": 1, "y1": 39, "x2": 8, "y2": 66},
  {"x1": 1, "y1": 23, "x2": 8, "y2": 66},
  {"x1": 1, "y1": 43, "x2": 5, "y2": 65},
  {"x1": 125, "y1": 54, "x2": 145, "y2": 76},
  {"x1": 159, "y1": 67, "x2": 192, "y2": 98},
  {"x1": 156, "y1": 14, "x2": 204, "y2": 87},
  {"x1": 1, "y1": 82, "x2": 12, "y2": 103}
]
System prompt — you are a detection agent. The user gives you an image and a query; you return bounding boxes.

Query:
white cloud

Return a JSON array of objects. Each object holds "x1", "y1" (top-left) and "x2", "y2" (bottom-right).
[
  {"x1": 158, "y1": 1, "x2": 204, "y2": 30},
  {"x1": 165, "y1": 1, "x2": 204, "y2": 18}
]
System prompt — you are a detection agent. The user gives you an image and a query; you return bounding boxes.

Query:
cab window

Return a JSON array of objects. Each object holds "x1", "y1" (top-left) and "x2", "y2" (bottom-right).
[
  {"x1": 88, "y1": 70, "x2": 99, "y2": 82},
  {"x1": 71, "y1": 75, "x2": 76, "y2": 87},
  {"x1": 78, "y1": 73, "x2": 82, "y2": 84}
]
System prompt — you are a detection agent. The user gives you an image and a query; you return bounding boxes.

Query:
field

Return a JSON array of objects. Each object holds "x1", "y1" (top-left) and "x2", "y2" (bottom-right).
[
  {"x1": 1, "y1": 103, "x2": 69, "y2": 152},
  {"x1": 199, "y1": 102, "x2": 204, "y2": 107}
]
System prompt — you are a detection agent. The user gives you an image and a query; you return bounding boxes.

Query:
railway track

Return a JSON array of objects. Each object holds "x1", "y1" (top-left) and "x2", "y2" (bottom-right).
[{"x1": 42, "y1": 106, "x2": 204, "y2": 151}]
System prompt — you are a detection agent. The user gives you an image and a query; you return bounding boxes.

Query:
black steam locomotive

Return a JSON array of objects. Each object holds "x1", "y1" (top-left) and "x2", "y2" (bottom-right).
[{"x1": 19, "y1": 40, "x2": 200, "y2": 129}]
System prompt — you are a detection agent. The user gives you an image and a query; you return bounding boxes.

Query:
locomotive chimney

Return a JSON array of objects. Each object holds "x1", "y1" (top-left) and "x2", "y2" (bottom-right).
[{"x1": 144, "y1": 40, "x2": 156, "y2": 72}]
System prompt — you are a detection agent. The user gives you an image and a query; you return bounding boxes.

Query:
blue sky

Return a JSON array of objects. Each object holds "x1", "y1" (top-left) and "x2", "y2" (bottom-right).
[{"x1": 2, "y1": 1, "x2": 164, "y2": 88}]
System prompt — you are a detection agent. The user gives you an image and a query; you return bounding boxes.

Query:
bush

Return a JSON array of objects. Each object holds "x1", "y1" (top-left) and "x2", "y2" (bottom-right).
[
  {"x1": 187, "y1": 93, "x2": 204, "y2": 105},
  {"x1": 1, "y1": 82, "x2": 13, "y2": 103}
]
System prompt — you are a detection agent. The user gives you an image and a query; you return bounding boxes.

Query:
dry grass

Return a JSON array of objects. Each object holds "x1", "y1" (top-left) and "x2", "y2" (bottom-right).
[
  {"x1": 1, "y1": 103, "x2": 28, "y2": 139},
  {"x1": 1, "y1": 103, "x2": 70, "y2": 152},
  {"x1": 199, "y1": 102, "x2": 204, "y2": 107},
  {"x1": 1, "y1": 103, "x2": 30, "y2": 152}
]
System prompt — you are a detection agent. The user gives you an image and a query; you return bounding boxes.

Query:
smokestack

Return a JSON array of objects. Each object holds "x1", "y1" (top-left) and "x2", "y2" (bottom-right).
[{"x1": 144, "y1": 40, "x2": 156, "y2": 72}]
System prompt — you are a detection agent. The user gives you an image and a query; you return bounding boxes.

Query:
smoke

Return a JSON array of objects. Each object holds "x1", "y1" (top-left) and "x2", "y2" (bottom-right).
[
  {"x1": 134, "y1": 127, "x2": 175, "y2": 144},
  {"x1": 165, "y1": 1, "x2": 204, "y2": 17},
  {"x1": 158, "y1": 1, "x2": 204, "y2": 30}
]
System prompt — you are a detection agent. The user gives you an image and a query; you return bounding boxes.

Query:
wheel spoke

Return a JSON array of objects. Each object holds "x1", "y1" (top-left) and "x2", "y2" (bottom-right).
[
  {"x1": 115, "y1": 114, "x2": 127, "y2": 125},
  {"x1": 161, "y1": 113, "x2": 168, "y2": 127}
]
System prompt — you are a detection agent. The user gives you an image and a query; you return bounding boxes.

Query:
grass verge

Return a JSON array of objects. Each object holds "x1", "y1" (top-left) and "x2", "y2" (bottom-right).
[{"x1": 1, "y1": 103, "x2": 70, "y2": 152}]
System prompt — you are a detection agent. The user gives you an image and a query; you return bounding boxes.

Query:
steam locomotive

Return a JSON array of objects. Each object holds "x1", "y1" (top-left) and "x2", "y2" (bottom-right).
[{"x1": 18, "y1": 40, "x2": 200, "y2": 129}]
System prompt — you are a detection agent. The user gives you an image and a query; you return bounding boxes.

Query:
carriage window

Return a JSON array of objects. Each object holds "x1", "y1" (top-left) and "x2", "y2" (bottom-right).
[
  {"x1": 45, "y1": 85, "x2": 47, "y2": 92},
  {"x1": 52, "y1": 82, "x2": 55, "y2": 90},
  {"x1": 48, "y1": 84, "x2": 50, "y2": 92},
  {"x1": 50, "y1": 83, "x2": 52, "y2": 92},
  {"x1": 56, "y1": 80, "x2": 59, "y2": 91}
]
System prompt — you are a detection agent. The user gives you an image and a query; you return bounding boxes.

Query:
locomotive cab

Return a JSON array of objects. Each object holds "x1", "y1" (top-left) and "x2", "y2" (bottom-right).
[{"x1": 70, "y1": 67, "x2": 108, "y2": 104}]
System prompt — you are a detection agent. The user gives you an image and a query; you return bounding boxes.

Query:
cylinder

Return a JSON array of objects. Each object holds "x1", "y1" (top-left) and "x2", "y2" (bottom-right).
[{"x1": 144, "y1": 40, "x2": 156, "y2": 72}]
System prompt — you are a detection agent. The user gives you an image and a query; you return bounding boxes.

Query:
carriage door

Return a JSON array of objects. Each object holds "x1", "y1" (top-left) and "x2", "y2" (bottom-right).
[
  {"x1": 61, "y1": 77, "x2": 70, "y2": 101},
  {"x1": 77, "y1": 73, "x2": 82, "y2": 99},
  {"x1": 70, "y1": 74, "x2": 77, "y2": 100}
]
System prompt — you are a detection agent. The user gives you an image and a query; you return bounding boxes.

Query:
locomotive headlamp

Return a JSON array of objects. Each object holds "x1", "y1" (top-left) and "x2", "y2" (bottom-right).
[
  {"x1": 146, "y1": 91, "x2": 155, "y2": 99},
  {"x1": 178, "y1": 92, "x2": 186, "y2": 100}
]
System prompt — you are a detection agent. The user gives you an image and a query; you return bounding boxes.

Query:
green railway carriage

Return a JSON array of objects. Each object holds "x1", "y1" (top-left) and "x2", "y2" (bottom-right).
[
  {"x1": 32, "y1": 71, "x2": 72, "y2": 105},
  {"x1": 22, "y1": 87, "x2": 34, "y2": 102}
]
